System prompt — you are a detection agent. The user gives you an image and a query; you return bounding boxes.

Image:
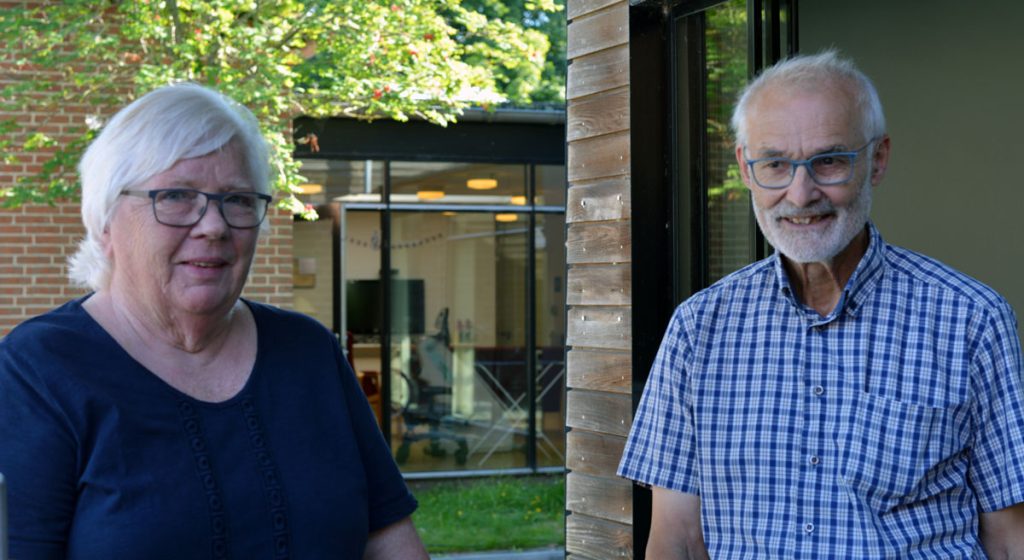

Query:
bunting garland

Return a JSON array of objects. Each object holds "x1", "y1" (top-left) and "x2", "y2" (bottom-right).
[{"x1": 346, "y1": 231, "x2": 446, "y2": 251}]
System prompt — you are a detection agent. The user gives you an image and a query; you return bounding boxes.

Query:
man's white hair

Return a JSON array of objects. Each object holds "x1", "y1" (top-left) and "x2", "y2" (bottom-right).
[
  {"x1": 68, "y1": 83, "x2": 270, "y2": 291},
  {"x1": 731, "y1": 50, "x2": 886, "y2": 147}
]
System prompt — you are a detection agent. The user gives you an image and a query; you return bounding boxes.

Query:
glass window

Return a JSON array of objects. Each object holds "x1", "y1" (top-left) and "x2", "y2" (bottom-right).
[
  {"x1": 385, "y1": 211, "x2": 529, "y2": 471},
  {"x1": 292, "y1": 218, "x2": 335, "y2": 329},
  {"x1": 335, "y1": 160, "x2": 565, "y2": 475},
  {"x1": 298, "y1": 159, "x2": 385, "y2": 205},
  {"x1": 535, "y1": 212, "x2": 566, "y2": 468},
  {"x1": 705, "y1": 0, "x2": 752, "y2": 284},
  {"x1": 536, "y1": 164, "x2": 567, "y2": 207},
  {"x1": 389, "y1": 162, "x2": 526, "y2": 205}
]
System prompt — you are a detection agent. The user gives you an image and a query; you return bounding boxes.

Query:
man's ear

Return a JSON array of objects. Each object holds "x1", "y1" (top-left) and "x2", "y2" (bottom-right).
[
  {"x1": 870, "y1": 134, "x2": 891, "y2": 186},
  {"x1": 735, "y1": 145, "x2": 754, "y2": 189}
]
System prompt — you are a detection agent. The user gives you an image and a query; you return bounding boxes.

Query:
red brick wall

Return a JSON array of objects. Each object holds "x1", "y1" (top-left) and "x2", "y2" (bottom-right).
[{"x1": 0, "y1": 204, "x2": 88, "y2": 334}]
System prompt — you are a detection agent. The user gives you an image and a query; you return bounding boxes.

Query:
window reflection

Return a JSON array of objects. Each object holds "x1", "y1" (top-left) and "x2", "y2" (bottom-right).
[
  {"x1": 389, "y1": 162, "x2": 526, "y2": 205},
  {"x1": 297, "y1": 159, "x2": 385, "y2": 205},
  {"x1": 705, "y1": 0, "x2": 751, "y2": 283}
]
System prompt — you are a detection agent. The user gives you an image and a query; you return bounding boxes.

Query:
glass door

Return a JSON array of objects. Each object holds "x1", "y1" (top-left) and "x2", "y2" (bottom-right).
[
  {"x1": 324, "y1": 159, "x2": 566, "y2": 476},
  {"x1": 387, "y1": 210, "x2": 531, "y2": 472},
  {"x1": 674, "y1": 0, "x2": 797, "y2": 299}
]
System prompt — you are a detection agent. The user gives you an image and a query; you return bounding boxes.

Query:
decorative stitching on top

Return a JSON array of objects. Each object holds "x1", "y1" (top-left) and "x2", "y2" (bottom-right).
[
  {"x1": 241, "y1": 397, "x2": 291, "y2": 559},
  {"x1": 178, "y1": 400, "x2": 231, "y2": 560}
]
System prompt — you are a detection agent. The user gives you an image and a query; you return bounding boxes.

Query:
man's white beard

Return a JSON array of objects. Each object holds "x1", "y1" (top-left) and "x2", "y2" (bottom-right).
[{"x1": 753, "y1": 174, "x2": 872, "y2": 264}]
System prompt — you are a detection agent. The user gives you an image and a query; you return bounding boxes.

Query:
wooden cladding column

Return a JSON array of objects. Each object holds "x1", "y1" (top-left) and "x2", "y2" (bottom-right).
[{"x1": 565, "y1": 1, "x2": 633, "y2": 557}]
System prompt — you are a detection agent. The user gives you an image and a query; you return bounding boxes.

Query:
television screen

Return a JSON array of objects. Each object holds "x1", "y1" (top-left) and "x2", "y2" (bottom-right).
[{"x1": 345, "y1": 278, "x2": 425, "y2": 335}]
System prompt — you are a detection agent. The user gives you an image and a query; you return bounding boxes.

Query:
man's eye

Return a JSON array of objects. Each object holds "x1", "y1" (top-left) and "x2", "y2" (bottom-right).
[{"x1": 758, "y1": 160, "x2": 787, "y2": 170}]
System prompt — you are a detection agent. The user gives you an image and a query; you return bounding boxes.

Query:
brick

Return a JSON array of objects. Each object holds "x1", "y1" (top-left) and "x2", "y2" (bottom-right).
[
  {"x1": 15, "y1": 296, "x2": 54, "y2": 306},
  {"x1": 14, "y1": 255, "x2": 53, "y2": 264},
  {"x1": 32, "y1": 235, "x2": 67, "y2": 244},
  {"x1": 25, "y1": 227, "x2": 62, "y2": 237}
]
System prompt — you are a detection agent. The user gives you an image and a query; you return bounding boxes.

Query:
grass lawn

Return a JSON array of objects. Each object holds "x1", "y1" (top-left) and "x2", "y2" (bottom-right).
[{"x1": 409, "y1": 475, "x2": 565, "y2": 553}]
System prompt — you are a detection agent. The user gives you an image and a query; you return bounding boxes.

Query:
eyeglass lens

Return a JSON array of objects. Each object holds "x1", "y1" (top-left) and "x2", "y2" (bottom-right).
[
  {"x1": 752, "y1": 153, "x2": 856, "y2": 188},
  {"x1": 153, "y1": 190, "x2": 268, "y2": 228}
]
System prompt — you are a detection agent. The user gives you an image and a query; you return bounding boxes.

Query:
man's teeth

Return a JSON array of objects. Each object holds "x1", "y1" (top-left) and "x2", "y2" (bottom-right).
[{"x1": 788, "y1": 216, "x2": 816, "y2": 225}]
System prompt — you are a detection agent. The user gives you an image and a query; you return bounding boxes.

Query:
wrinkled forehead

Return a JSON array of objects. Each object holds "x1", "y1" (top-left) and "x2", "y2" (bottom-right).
[{"x1": 743, "y1": 81, "x2": 865, "y2": 152}]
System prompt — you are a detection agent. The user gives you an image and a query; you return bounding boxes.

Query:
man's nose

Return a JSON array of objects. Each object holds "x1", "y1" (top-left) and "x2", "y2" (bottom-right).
[{"x1": 785, "y1": 164, "x2": 823, "y2": 207}]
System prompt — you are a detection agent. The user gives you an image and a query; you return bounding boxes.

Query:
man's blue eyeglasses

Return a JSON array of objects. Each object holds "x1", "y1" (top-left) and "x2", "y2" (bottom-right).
[{"x1": 744, "y1": 140, "x2": 876, "y2": 189}]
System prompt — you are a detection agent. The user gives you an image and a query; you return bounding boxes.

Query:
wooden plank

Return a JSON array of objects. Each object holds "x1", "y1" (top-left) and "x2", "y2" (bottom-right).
[
  {"x1": 568, "y1": 0, "x2": 623, "y2": 21},
  {"x1": 567, "y1": 305, "x2": 631, "y2": 350},
  {"x1": 568, "y1": 130, "x2": 629, "y2": 182},
  {"x1": 567, "y1": 176, "x2": 631, "y2": 223},
  {"x1": 567, "y1": 471, "x2": 633, "y2": 524},
  {"x1": 567, "y1": 348, "x2": 631, "y2": 393},
  {"x1": 567, "y1": 263, "x2": 631, "y2": 306},
  {"x1": 566, "y1": 512, "x2": 634, "y2": 559},
  {"x1": 567, "y1": 2, "x2": 628, "y2": 59},
  {"x1": 567, "y1": 389, "x2": 632, "y2": 436},
  {"x1": 566, "y1": 221, "x2": 630, "y2": 265},
  {"x1": 566, "y1": 429, "x2": 627, "y2": 476},
  {"x1": 567, "y1": 86, "x2": 629, "y2": 142},
  {"x1": 567, "y1": 45, "x2": 629, "y2": 100}
]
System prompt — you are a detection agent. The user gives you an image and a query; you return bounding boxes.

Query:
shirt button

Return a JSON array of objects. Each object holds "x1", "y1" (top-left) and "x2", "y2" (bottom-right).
[
  {"x1": 804, "y1": 523, "x2": 814, "y2": 534},
  {"x1": 813, "y1": 385, "x2": 825, "y2": 396},
  {"x1": 809, "y1": 456, "x2": 820, "y2": 466}
]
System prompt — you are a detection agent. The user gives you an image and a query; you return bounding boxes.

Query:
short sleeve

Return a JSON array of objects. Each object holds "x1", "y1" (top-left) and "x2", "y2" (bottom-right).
[
  {"x1": 617, "y1": 305, "x2": 700, "y2": 495},
  {"x1": 967, "y1": 302, "x2": 1024, "y2": 512},
  {"x1": 0, "y1": 336, "x2": 78, "y2": 559},
  {"x1": 334, "y1": 345, "x2": 418, "y2": 531}
]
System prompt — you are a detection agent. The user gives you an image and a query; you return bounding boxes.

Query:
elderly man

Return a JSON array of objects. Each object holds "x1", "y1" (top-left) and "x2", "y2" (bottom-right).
[{"x1": 618, "y1": 51, "x2": 1024, "y2": 558}]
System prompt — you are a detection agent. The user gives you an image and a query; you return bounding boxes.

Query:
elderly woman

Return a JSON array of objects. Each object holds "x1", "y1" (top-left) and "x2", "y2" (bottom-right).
[{"x1": 0, "y1": 84, "x2": 428, "y2": 559}]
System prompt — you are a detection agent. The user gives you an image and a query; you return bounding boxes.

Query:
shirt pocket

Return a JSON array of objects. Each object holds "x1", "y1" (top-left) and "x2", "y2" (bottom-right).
[{"x1": 835, "y1": 391, "x2": 969, "y2": 515}]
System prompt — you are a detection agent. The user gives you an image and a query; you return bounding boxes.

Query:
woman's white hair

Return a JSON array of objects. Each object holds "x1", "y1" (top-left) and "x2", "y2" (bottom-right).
[
  {"x1": 731, "y1": 50, "x2": 886, "y2": 147},
  {"x1": 68, "y1": 83, "x2": 270, "y2": 291}
]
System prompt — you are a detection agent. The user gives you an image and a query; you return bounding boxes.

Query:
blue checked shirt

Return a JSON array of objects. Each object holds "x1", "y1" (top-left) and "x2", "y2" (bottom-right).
[{"x1": 618, "y1": 223, "x2": 1024, "y2": 558}]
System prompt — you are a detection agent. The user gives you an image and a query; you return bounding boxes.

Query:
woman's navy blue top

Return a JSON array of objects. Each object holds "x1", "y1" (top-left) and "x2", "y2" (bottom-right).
[{"x1": 0, "y1": 297, "x2": 416, "y2": 559}]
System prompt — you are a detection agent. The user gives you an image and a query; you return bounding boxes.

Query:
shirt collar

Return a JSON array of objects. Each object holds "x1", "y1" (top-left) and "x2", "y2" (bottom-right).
[{"x1": 773, "y1": 222, "x2": 886, "y2": 322}]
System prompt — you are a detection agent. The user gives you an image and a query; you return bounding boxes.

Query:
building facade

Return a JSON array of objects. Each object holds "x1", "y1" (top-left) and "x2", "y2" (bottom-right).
[{"x1": 565, "y1": 0, "x2": 1024, "y2": 557}]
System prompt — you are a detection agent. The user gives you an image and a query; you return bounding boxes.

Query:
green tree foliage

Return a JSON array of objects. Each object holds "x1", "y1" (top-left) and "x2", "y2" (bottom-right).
[
  {"x1": 453, "y1": 0, "x2": 566, "y2": 106},
  {"x1": 0, "y1": 0, "x2": 565, "y2": 214}
]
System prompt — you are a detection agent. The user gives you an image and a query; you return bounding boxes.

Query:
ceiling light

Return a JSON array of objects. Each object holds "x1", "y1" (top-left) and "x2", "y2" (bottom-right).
[
  {"x1": 510, "y1": 195, "x2": 527, "y2": 206},
  {"x1": 467, "y1": 178, "x2": 498, "y2": 190},
  {"x1": 296, "y1": 183, "x2": 323, "y2": 195},
  {"x1": 495, "y1": 213, "x2": 518, "y2": 222},
  {"x1": 417, "y1": 190, "x2": 445, "y2": 200}
]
